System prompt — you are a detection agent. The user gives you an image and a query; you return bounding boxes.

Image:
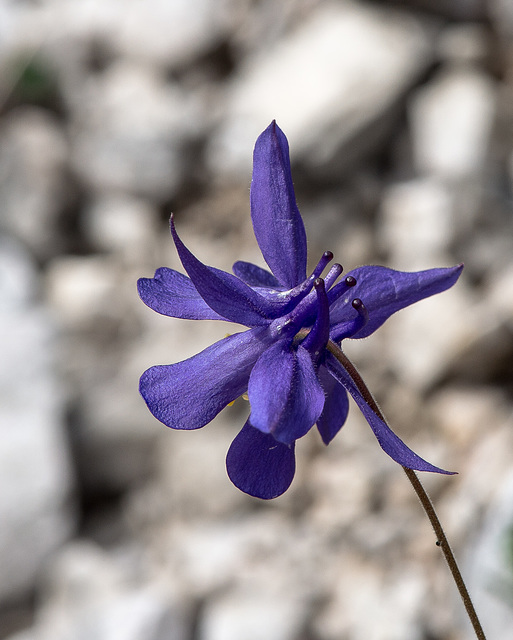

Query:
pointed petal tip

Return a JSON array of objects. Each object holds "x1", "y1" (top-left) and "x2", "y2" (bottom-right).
[
  {"x1": 251, "y1": 122, "x2": 307, "y2": 288},
  {"x1": 411, "y1": 465, "x2": 458, "y2": 476}
]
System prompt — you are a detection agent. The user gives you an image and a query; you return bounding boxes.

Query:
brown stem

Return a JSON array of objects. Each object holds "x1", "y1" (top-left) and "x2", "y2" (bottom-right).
[{"x1": 326, "y1": 340, "x2": 487, "y2": 640}]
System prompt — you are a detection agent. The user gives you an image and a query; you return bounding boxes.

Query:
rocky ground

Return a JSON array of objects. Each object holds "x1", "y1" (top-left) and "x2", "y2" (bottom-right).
[{"x1": 1, "y1": 1, "x2": 513, "y2": 639}]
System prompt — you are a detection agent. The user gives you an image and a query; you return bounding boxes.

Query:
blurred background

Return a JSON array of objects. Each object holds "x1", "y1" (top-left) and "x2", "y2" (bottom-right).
[{"x1": 1, "y1": 0, "x2": 513, "y2": 638}]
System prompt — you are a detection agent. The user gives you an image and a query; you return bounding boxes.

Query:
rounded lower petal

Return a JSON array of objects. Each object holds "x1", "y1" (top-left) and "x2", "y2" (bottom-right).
[
  {"x1": 329, "y1": 264, "x2": 464, "y2": 339},
  {"x1": 325, "y1": 355, "x2": 455, "y2": 474},
  {"x1": 316, "y1": 364, "x2": 350, "y2": 445},
  {"x1": 138, "y1": 268, "x2": 226, "y2": 320},
  {"x1": 226, "y1": 421, "x2": 296, "y2": 499},
  {"x1": 250, "y1": 121, "x2": 307, "y2": 288},
  {"x1": 248, "y1": 341, "x2": 325, "y2": 444},
  {"x1": 140, "y1": 328, "x2": 271, "y2": 430}
]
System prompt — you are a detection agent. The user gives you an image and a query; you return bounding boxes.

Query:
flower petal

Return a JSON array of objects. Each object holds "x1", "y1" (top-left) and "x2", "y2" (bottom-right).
[
  {"x1": 170, "y1": 216, "x2": 280, "y2": 326},
  {"x1": 248, "y1": 341, "x2": 325, "y2": 444},
  {"x1": 226, "y1": 421, "x2": 296, "y2": 499},
  {"x1": 232, "y1": 261, "x2": 281, "y2": 288},
  {"x1": 330, "y1": 264, "x2": 464, "y2": 340},
  {"x1": 325, "y1": 354, "x2": 455, "y2": 474},
  {"x1": 140, "y1": 328, "x2": 271, "y2": 430},
  {"x1": 138, "y1": 268, "x2": 226, "y2": 320},
  {"x1": 250, "y1": 121, "x2": 307, "y2": 288},
  {"x1": 316, "y1": 364, "x2": 350, "y2": 445}
]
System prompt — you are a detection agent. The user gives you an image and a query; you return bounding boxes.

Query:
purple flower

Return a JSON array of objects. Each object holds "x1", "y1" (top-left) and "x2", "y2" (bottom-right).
[{"x1": 138, "y1": 121, "x2": 462, "y2": 499}]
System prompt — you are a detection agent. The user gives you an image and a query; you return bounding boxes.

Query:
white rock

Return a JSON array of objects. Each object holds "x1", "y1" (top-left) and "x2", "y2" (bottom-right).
[
  {"x1": 10, "y1": 542, "x2": 186, "y2": 640},
  {"x1": 208, "y1": 1, "x2": 435, "y2": 176},
  {"x1": 384, "y1": 283, "x2": 479, "y2": 391},
  {"x1": 45, "y1": 255, "x2": 118, "y2": 328},
  {"x1": 8, "y1": 0, "x2": 233, "y2": 68},
  {"x1": 71, "y1": 61, "x2": 198, "y2": 198},
  {"x1": 200, "y1": 587, "x2": 304, "y2": 640},
  {"x1": 410, "y1": 68, "x2": 496, "y2": 179},
  {"x1": 315, "y1": 556, "x2": 426, "y2": 640},
  {"x1": 82, "y1": 194, "x2": 160, "y2": 257},
  {"x1": 379, "y1": 178, "x2": 455, "y2": 269},
  {"x1": 0, "y1": 238, "x2": 74, "y2": 604},
  {"x1": 114, "y1": 0, "x2": 233, "y2": 67}
]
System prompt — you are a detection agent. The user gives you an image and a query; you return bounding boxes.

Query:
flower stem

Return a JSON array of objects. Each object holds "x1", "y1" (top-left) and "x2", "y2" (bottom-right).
[{"x1": 326, "y1": 340, "x2": 487, "y2": 640}]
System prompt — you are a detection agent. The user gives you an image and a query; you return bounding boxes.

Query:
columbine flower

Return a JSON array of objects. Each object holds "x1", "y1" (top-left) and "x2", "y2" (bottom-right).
[{"x1": 138, "y1": 121, "x2": 462, "y2": 499}]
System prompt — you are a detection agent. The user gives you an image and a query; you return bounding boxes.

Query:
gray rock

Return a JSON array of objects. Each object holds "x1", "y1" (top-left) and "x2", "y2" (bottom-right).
[
  {"x1": 467, "y1": 470, "x2": 513, "y2": 640},
  {"x1": 490, "y1": 0, "x2": 513, "y2": 37},
  {"x1": 437, "y1": 23, "x2": 490, "y2": 66},
  {"x1": 0, "y1": 237, "x2": 74, "y2": 604},
  {"x1": 6, "y1": 542, "x2": 187, "y2": 640},
  {"x1": 45, "y1": 252, "x2": 160, "y2": 492},
  {"x1": 315, "y1": 559, "x2": 426, "y2": 640},
  {"x1": 0, "y1": 108, "x2": 68, "y2": 260},
  {"x1": 208, "y1": 1, "x2": 436, "y2": 177},
  {"x1": 395, "y1": 0, "x2": 485, "y2": 20}
]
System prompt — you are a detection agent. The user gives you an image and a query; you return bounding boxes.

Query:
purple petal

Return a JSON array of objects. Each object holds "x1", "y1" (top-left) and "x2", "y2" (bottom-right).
[
  {"x1": 140, "y1": 328, "x2": 271, "y2": 430},
  {"x1": 170, "y1": 216, "x2": 279, "y2": 327},
  {"x1": 325, "y1": 354, "x2": 455, "y2": 474},
  {"x1": 248, "y1": 341, "x2": 325, "y2": 444},
  {"x1": 250, "y1": 121, "x2": 307, "y2": 288},
  {"x1": 138, "y1": 268, "x2": 226, "y2": 320},
  {"x1": 226, "y1": 421, "x2": 296, "y2": 499},
  {"x1": 232, "y1": 261, "x2": 281, "y2": 288},
  {"x1": 316, "y1": 365, "x2": 349, "y2": 445},
  {"x1": 330, "y1": 265, "x2": 463, "y2": 340}
]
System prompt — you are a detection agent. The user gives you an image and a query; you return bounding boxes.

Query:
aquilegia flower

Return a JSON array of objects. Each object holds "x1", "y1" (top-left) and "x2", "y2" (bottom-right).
[{"x1": 139, "y1": 121, "x2": 462, "y2": 499}]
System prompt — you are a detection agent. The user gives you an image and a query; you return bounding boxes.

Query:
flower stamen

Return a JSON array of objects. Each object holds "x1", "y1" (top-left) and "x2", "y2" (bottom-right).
[
  {"x1": 301, "y1": 278, "x2": 330, "y2": 361},
  {"x1": 330, "y1": 297, "x2": 369, "y2": 341}
]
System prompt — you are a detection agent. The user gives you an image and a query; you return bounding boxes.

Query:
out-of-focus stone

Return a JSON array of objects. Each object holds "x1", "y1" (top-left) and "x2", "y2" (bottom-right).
[
  {"x1": 199, "y1": 585, "x2": 305, "y2": 640},
  {"x1": 71, "y1": 61, "x2": 198, "y2": 199},
  {"x1": 209, "y1": 1, "x2": 436, "y2": 176},
  {"x1": 487, "y1": 262, "x2": 513, "y2": 331},
  {"x1": 314, "y1": 556, "x2": 426, "y2": 640},
  {"x1": 11, "y1": 0, "x2": 235, "y2": 69},
  {"x1": 114, "y1": 0, "x2": 233, "y2": 68},
  {"x1": 379, "y1": 178, "x2": 454, "y2": 269},
  {"x1": 150, "y1": 414, "x2": 248, "y2": 519},
  {"x1": 437, "y1": 23, "x2": 490, "y2": 66},
  {"x1": 467, "y1": 470, "x2": 513, "y2": 640},
  {"x1": 6, "y1": 542, "x2": 187, "y2": 640},
  {"x1": 393, "y1": 0, "x2": 485, "y2": 21},
  {"x1": 384, "y1": 284, "x2": 479, "y2": 391},
  {"x1": 45, "y1": 255, "x2": 118, "y2": 328},
  {"x1": 0, "y1": 237, "x2": 74, "y2": 605},
  {"x1": 409, "y1": 68, "x2": 496, "y2": 179},
  {"x1": 75, "y1": 372, "x2": 160, "y2": 493},
  {"x1": 82, "y1": 194, "x2": 160, "y2": 258},
  {"x1": 490, "y1": 0, "x2": 513, "y2": 38},
  {"x1": 0, "y1": 108, "x2": 68, "y2": 260}
]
